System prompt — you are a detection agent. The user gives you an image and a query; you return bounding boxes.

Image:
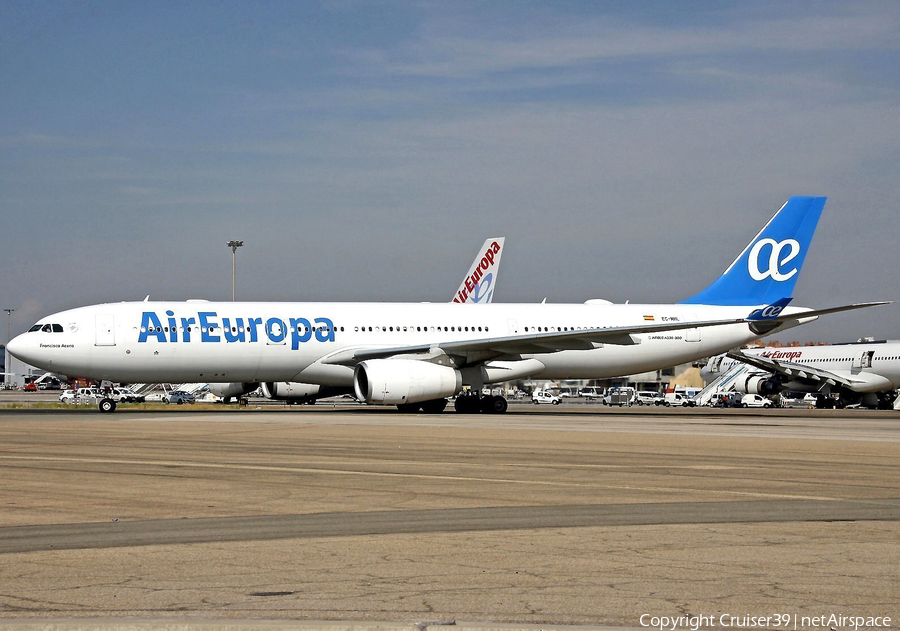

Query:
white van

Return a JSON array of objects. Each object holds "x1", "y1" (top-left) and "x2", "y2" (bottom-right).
[
  {"x1": 634, "y1": 390, "x2": 661, "y2": 405},
  {"x1": 532, "y1": 390, "x2": 561, "y2": 405},
  {"x1": 740, "y1": 394, "x2": 774, "y2": 408},
  {"x1": 663, "y1": 392, "x2": 695, "y2": 407}
]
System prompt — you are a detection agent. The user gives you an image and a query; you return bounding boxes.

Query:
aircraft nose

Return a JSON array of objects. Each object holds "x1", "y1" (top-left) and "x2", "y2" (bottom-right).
[{"x1": 6, "y1": 333, "x2": 30, "y2": 362}]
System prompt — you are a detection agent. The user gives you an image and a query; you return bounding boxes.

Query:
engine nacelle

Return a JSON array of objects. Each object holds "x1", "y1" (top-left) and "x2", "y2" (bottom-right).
[
  {"x1": 207, "y1": 382, "x2": 258, "y2": 399},
  {"x1": 735, "y1": 375, "x2": 783, "y2": 395},
  {"x1": 262, "y1": 382, "x2": 323, "y2": 401},
  {"x1": 353, "y1": 359, "x2": 462, "y2": 405}
]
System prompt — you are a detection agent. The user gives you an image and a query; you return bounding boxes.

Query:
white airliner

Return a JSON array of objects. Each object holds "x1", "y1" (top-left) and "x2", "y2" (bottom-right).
[
  {"x1": 7, "y1": 196, "x2": 887, "y2": 413},
  {"x1": 210, "y1": 238, "x2": 506, "y2": 403},
  {"x1": 701, "y1": 340, "x2": 900, "y2": 408}
]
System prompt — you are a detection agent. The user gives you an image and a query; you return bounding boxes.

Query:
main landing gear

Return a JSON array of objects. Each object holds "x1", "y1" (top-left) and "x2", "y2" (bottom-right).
[
  {"x1": 396, "y1": 398, "x2": 449, "y2": 414},
  {"x1": 453, "y1": 393, "x2": 508, "y2": 414},
  {"x1": 395, "y1": 394, "x2": 509, "y2": 414}
]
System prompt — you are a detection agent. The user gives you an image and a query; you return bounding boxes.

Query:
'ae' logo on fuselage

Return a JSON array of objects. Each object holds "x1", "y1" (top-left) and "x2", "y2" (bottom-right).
[{"x1": 748, "y1": 238, "x2": 801, "y2": 282}]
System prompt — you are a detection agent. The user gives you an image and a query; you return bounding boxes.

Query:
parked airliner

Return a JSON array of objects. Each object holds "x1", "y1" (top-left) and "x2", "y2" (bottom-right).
[
  {"x1": 702, "y1": 340, "x2": 900, "y2": 408},
  {"x1": 209, "y1": 237, "x2": 506, "y2": 403},
  {"x1": 8, "y1": 197, "x2": 887, "y2": 413}
]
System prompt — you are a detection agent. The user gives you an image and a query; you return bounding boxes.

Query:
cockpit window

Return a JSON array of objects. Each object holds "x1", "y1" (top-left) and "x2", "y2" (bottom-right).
[{"x1": 30, "y1": 323, "x2": 64, "y2": 332}]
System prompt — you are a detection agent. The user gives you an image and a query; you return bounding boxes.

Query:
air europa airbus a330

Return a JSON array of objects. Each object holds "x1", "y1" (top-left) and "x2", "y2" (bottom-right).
[{"x1": 8, "y1": 197, "x2": 887, "y2": 413}]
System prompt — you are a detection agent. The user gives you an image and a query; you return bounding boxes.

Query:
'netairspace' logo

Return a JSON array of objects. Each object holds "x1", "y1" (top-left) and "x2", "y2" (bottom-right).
[{"x1": 137, "y1": 311, "x2": 335, "y2": 350}]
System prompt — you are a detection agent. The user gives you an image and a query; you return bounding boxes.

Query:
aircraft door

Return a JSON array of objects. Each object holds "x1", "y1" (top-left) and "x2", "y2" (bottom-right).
[
  {"x1": 685, "y1": 312, "x2": 701, "y2": 343},
  {"x1": 857, "y1": 351, "x2": 874, "y2": 369},
  {"x1": 265, "y1": 316, "x2": 287, "y2": 345},
  {"x1": 507, "y1": 319, "x2": 518, "y2": 335},
  {"x1": 95, "y1": 314, "x2": 116, "y2": 346}
]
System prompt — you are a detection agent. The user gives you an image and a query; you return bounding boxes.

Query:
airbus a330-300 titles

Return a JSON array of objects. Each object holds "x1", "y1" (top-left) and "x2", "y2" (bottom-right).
[{"x1": 8, "y1": 197, "x2": 888, "y2": 413}]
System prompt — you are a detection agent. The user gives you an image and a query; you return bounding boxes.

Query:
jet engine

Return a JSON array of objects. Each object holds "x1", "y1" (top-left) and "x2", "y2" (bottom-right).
[
  {"x1": 207, "y1": 382, "x2": 258, "y2": 400},
  {"x1": 262, "y1": 382, "x2": 329, "y2": 402},
  {"x1": 735, "y1": 375, "x2": 783, "y2": 395},
  {"x1": 353, "y1": 359, "x2": 462, "y2": 405}
]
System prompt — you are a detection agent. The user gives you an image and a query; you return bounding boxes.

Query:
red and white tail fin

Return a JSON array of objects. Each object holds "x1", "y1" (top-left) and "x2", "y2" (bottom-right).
[{"x1": 452, "y1": 238, "x2": 504, "y2": 304}]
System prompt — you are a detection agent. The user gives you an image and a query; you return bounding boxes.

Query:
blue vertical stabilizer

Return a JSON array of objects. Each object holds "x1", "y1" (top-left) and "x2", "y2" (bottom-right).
[{"x1": 681, "y1": 196, "x2": 826, "y2": 306}]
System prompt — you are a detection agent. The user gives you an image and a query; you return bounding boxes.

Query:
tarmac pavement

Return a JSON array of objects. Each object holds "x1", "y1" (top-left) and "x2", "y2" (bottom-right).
[{"x1": 0, "y1": 403, "x2": 897, "y2": 629}]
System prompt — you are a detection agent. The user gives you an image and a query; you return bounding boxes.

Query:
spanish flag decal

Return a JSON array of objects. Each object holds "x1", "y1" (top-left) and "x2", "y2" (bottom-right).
[{"x1": 643, "y1": 315, "x2": 655, "y2": 321}]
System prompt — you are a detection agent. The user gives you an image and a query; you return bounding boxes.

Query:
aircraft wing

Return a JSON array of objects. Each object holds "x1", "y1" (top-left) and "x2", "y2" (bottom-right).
[
  {"x1": 325, "y1": 316, "x2": 752, "y2": 366},
  {"x1": 726, "y1": 350, "x2": 863, "y2": 388},
  {"x1": 323, "y1": 301, "x2": 891, "y2": 367}
]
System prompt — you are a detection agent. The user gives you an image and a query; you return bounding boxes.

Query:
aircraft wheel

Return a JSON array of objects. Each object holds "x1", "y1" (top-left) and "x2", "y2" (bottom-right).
[
  {"x1": 455, "y1": 396, "x2": 479, "y2": 414},
  {"x1": 481, "y1": 396, "x2": 507, "y2": 414},
  {"x1": 421, "y1": 398, "x2": 448, "y2": 414},
  {"x1": 98, "y1": 398, "x2": 116, "y2": 413}
]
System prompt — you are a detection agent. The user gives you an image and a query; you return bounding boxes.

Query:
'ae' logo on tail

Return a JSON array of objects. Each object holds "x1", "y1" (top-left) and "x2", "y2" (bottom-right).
[{"x1": 748, "y1": 238, "x2": 800, "y2": 282}]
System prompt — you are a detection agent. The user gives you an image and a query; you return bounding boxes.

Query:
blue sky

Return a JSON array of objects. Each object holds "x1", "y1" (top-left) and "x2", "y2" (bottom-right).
[{"x1": 2, "y1": 0, "x2": 899, "y2": 342}]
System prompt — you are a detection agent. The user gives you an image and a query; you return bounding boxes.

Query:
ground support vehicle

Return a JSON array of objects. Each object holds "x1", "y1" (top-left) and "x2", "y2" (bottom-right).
[
  {"x1": 663, "y1": 392, "x2": 695, "y2": 407},
  {"x1": 606, "y1": 387, "x2": 635, "y2": 406},
  {"x1": 532, "y1": 390, "x2": 561, "y2": 405},
  {"x1": 634, "y1": 390, "x2": 662, "y2": 405},
  {"x1": 740, "y1": 394, "x2": 774, "y2": 408}
]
